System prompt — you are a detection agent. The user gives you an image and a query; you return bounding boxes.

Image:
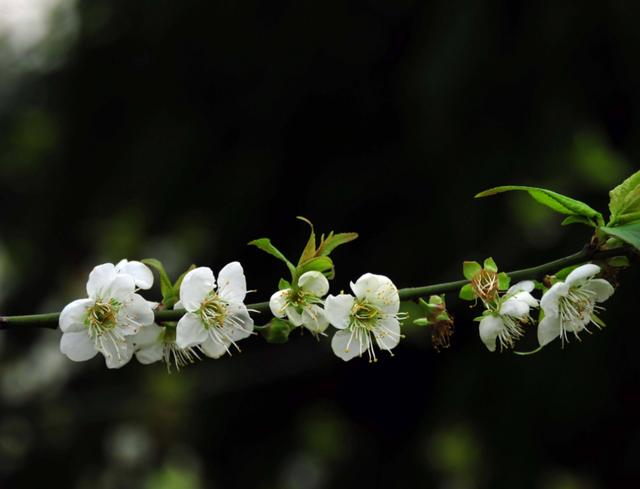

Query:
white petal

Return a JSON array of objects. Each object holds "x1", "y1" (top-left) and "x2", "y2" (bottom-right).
[
  {"x1": 538, "y1": 315, "x2": 561, "y2": 346},
  {"x1": 512, "y1": 291, "x2": 539, "y2": 308},
  {"x1": 499, "y1": 298, "x2": 530, "y2": 318},
  {"x1": 217, "y1": 261, "x2": 247, "y2": 304},
  {"x1": 479, "y1": 315, "x2": 504, "y2": 352},
  {"x1": 223, "y1": 303, "x2": 254, "y2": 340},
  {"x1": 324, "y1": 294, "x2": 355, "y2": 329},
  {"x1": 581, "y1": 278, "x2": 615, "y2": 303},
  {"x1": 373, "y1": 317, "x2": 401, "y2": 351},
  {"x1": 104, "y1": 274, "x2": 136, "y2": 302},
  {"x1": 507, "y1": 280, "x2": 535, "y2": 295},
  {"x1": 102, "y1": 339, "x2": 134, "y2": 369},
  {"x1": 540, "y1": 282, "x2": 569, "y2": 316},
  {"x1": 132, "y1": 323, "x2": 164, "y2": 348},
  {"x1": 269, "y1": 290, "x2": 290, "y2": 318},
  {"x1": 180, "y1": 267, "x2": 216, "y2": 312},
  {"x1": 59, "y1": 298, "x2": 93, "y2": 332},
  {"x1": 331, "y1": 329, "x2": 367, "y2": 361},
  {"x1": 86, "y1": 263, "x2": 117, "y2": 298},
  {"x1": 60, "y1": 331, "x2": 98, "y2": 362},
  {"x1": 301, "y1": 304, "x2": 330, "y2": 333},
  {"x1": 201, "y1": 336, "x2": 229, "y2": 359},
  {"x1": 297, "y1": 271, "x2": 329, "y2": 297},
  {"x1": 350, "y1": 273, "x2": 399, "y2": 314},
  {"x1": 286, "y1": 306, "x2": 304, "y2": 327},
  {"x1": 115, "y1": 260, "x2": 154, "y2": 290},
  {"x1": 118, "y1": 293, "x2": 155, "y2": 335},
  {"x1": 175, "y1": 313, "x2": 208, "y2": 348},
  {"x1": 566, "y1": 264, "x2": 600, "y2": 285},
  {"x1": 135, "y1": 342, "x2": 164, "y2": 364}
]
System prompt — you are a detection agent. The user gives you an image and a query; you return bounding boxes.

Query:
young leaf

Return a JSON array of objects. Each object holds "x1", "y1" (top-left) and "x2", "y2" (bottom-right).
[
  {"x1": 174, "y1": 264, "x2": 196, "y2": 291},
  {"x1": 297, "y1": 216, "x2": 317, "y2": 265},
  {"x1": 248, "y1": 238, "x2": 297, "y2": 276},
  {"x1": 317, "y1": 231, "x2": 359, "y2": 256},
  {"x1": 601, "y1": 222, "x2": 640, "y2": 251},
  {"x1": 609, "y1": 170, "x2": 640, "y2": 225},
  {"x1": 476, "y1": 185, "x2": 603, "y2": 223},
  {"x1": 298, "y1": 256, "x2": 334, "y2": 276},
  {"x1": 278, "y1": 278, "x2": 292, "y2": 290},
  {"x1": 142, "y1": 258, "x2": 174, "y2": 302},
  {"x1": 459, "y1": 284, "x2": 476, "y2": 301},
  {"x1": 497, "y1": 272, "x2": 510, "y2": 290},
  {"x1": 561, "y1": 215, "x2": 596, "y2": 227}
]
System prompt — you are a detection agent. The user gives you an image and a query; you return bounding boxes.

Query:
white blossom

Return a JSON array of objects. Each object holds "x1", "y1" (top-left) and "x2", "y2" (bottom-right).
[
  {"x1": 59, "y1": 261, "x2": 155, "y2": 368},
  {"x1": 132, "y1": 323, "x2": 201, "y2": 372},
  {"x1": 175, "y1": 262, "x2": 254, "y2": 358},
  {"x1": 538, "y1": 264, "x2": 614, "y2": 347},
  {"x1": 325, "y1": 273, "x2": 403, "y2": 362},
  {"x1": 479, "y1": 280, "x2": 538, "y2": 352},
  {"x1": 269, "y1": 271, "x2": 330, "y2": 334}
]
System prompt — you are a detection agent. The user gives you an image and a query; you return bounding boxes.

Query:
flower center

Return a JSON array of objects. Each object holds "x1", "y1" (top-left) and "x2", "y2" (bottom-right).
[
  {"x1": 350, "y1": 300, "x2": 380, "y2": 331},
  {"x1": 558, "y1": 287, "x2": 596, "y2": 325},
  {"x1": 85, "y1": 299, "x2": 121, "y2": 335},
  {"x1": 471, "y1": 270, "x2": 499, "y2": 302},
  {"x1": 199, "y1": 294, "x2": 228, "y2": 328}
]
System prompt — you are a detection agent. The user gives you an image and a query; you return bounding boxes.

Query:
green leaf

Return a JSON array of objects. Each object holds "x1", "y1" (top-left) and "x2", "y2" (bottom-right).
[
  {"x1": 248, "y1": 238, "x2": 297, "y2": 276},
  {"x1": 476, "y1": 185, "x2": 603, "y2": 222},
  {"x1": 174, "y1": 264, "x2": 196, "y2": 290},
  {"x1": 555, "y1": 264, "x2": 579, "y2": 281},
  {"x1": 601, "y1": 222, "x2": 640, "y2": 251},
  {"x1": 483, "y1": 257, "x2": 498, "y2": 272},
  {"x1": 462, "y1": 261, "x2": 481, "y2": 280},
  {"x1": 278, "y1": 278, "x2": 292, "y2": 290},
  {"x1": 609, "y1": 170, "x2": 640, "y2": 225},
  {"x1": 262, "y1": 318, "x2": 296, "y2": 344},
  {"x1": 142, "y1": 258, "x2": 174, "y2": 302},
  {"x1": 561, "y1": 215, "x2": 596, "y2": 227},
  {"x1": 459, "y1": 284, "x2": 476, "y2": 301},
  {"x1": 497, "y1": 272, "x2": 510, "y2": 290},
  {"x1": 298, "y1": 256, "x2": 334, "y2": 276},
  {"x1": 607, "y1": 256, "x2": 630, "y2": 268},
  {"x1": 317, "y1": 231, "x2": 359, "y2": 256},
  {"x1": 297, "y1": 216, "x2": 317, "y2": 265}
]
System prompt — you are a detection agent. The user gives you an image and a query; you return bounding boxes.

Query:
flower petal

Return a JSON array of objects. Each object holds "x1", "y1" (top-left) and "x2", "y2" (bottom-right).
[
  {"x1": 102, "y1": 339, "x2": 134, "y2": 369},
  {"x1": 331, "y1": 329, "x2": 366, "y2": 361},
  {"x1": 86, "y1": 263, "x2": 117, "y2": 299},
  {"x1": 581, "y1": 278, "x2": 615, "y2": 303},
  {"x1": 350, "y1": 273, "x2": 399, "y2": 314},
  {"x1": 499, "y1": 298, "x2": 529, "y2": 318},
  {"x1": 132, "y1": 323, "x2": 164, "y2": 348},
  {"x1": 115, "y1": 260, "x2": 154, "y2": 290},
  {"x1": 512, "y1": 291, "x2": 539, "y2": 308},
  {"x1": 565, "y1": 263, "x2": 601, "y2": 286},
  {"x1": 297, "y1": 271, "x2": 329, "y2": 297},
  {"x1": 223, "y1": 303, "x2": 254, "y2": 341},
  {"x1": 269, "y1": 290, "x2": 290, "y2": 318},
  {"x1": 538, "y1": 315, "x2": 561, "y2": 347},
  {"x1": 479, "y1": 315, "x2": 503, "y2": 352},
  {"x1": 540, "y1": 282, "x2": 569, "y2": 316},
  {"x1": 180, "y1": 267, "x2": 216, "y2": 312},
  {"x1": 201, "y1": 336, "x2": 229, "y2": 359},
  {"x1": 373, "y1": 317, "x2": 401, "y2": 351},
  {"x1": 60, "y1": 331, "x2": 98, "y2": 362},
  {"x1": 59, "y1": 298, "x2": 93, "y2": 332},
  {"x1": 175, "y1": 313, "x2": 208, "y2": 348},
  {"x1": 104, "y1": 274, "x2": 136, "y2": 302},
  {"x1": 118, "y1": 293, "x2": 155, "y2": 335},
  {"x1": 217, "y1": 261, "x2": 247, "y2": 304},
  {"x1": 507, "y1": 280, "x2": 535, "y2": 295},
  {"x1": 301, "y1": 304, "x2": 330, "y2": 333},
  {"x1": 325, "y1": 294, "x2": 355, "y2": 329},
  {"x1": 135, "y1": 342, "x2": 164, "y2": 365}
]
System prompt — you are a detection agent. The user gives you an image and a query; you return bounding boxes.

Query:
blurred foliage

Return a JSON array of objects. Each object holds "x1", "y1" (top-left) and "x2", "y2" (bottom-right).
[{"x1": 1, "y1": 0, "x2": 640, "y2": 488}]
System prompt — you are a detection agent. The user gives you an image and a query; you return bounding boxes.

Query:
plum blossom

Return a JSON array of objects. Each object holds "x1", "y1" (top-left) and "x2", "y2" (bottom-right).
[
  {"x1": 325, "y1": 273, "x2": 404, "y2": 362},
  {"x1": 132, "y1": 323, "x2": 201, "y2": 372},
  {"x1": 59, "y1": 261, "x2": 155, "y2": 368},
  {"x1": 269, "y1": 271, "x2": 330, "y2": 334},
  {"x1": 538, "y1": 264, "x2": 614, "y2": 347},
  {"x1": 175, "y1": 262, "x2": 254, "y2": 358}
]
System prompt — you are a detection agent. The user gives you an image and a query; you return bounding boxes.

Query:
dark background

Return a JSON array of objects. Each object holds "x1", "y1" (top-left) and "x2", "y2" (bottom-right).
[{"x1": 1, "y1": 1, "x2": 639, "y2": 487}]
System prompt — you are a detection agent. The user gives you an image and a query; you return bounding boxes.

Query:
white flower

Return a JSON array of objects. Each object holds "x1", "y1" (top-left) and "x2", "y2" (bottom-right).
[
  {"x1": 115, "y1": 259, "x2": 154, "y2": 290},
  {"x1": 132, "y1": 323, "x2": 201, "y2": 372},
  {"x1": 175, "y1": 262, "x2": 254, "y2": 358},
  {"x1": 538, "y1": 264, "x2": 614, "y2": 347},
  {"x1": 59, "y1": 262, "x2": 155, "y2": 368},
  {"x1": 269, "y1": 271, "x2": 330, "y2": 334},
  {"x1": 479, "y1": 280, "x2": 538, "y2": 352},
  {"x1": 325, "y1": 273, "x2": 403, "y2": 362}
]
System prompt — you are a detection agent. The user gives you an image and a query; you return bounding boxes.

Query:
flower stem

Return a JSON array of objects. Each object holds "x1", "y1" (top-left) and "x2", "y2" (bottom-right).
[{"x1": 0, "y1": 245, "x2": 633, "y2": 330}]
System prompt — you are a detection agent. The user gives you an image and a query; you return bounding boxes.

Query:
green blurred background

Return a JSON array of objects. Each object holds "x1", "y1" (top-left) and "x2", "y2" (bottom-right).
[{"x1": 1, "y1": 1, "x2": 639, "y2": 487}]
